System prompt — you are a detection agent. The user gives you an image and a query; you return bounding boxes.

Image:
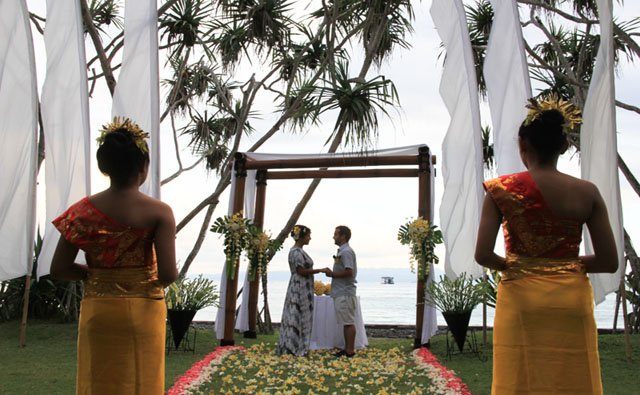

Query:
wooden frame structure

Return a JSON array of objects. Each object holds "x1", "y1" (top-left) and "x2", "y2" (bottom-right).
[{"x1": 221, "y1": 145, "x2": 435, "y2": 348}]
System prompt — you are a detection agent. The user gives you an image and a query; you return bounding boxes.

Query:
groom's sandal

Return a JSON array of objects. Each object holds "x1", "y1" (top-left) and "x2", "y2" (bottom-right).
[{"x1": 345, "y1": 352, "x2": 355, "y2": 358}]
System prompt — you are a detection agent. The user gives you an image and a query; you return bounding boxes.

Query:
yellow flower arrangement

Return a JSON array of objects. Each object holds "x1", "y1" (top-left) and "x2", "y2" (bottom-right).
[
  {"x1": 210, "y1": 212, "x2": 251, "y2": 280},
  {"x1": 398, "y1": 217, "x2": 443, "y2": 280},
  {"x1": 246, "y1": 229, "x2": 281, "y2": 281},
  {"x1": 314, "y1": 281, "x2": 331, "y2": 296}
]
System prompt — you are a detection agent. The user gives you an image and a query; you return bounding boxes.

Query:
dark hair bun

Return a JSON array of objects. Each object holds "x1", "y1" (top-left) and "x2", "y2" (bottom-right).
[
  {"x1": 96, "y1": 128, "x2": 149, "y2": 186},
  {"x1": 518, "y1": 109, "x2": 566, "y2": 162}
]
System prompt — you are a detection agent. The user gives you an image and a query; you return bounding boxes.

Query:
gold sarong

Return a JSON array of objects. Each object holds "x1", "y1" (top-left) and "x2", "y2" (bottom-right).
[
  {"x1": 77, "y1": 298, "x2": 166, "y2": 395},
  {"x1": 492, "y1": 271, "x2": 602, "y2": 394}
]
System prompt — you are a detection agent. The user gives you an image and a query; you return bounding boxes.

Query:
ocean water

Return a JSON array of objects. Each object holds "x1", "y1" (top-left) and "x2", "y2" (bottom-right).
[{"x1": 194, "y1": 280, "x2": 625, "y2": 329}]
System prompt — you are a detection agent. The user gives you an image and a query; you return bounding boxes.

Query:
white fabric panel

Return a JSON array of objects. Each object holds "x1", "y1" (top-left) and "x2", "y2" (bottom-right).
[
  {"x1": 0, "y1": 0, "x2": 38, "y2": 281},
  {"x1": 216, "y1": 145, "x2": 434, "y2": 338},
  {"x1": 431, "y1": 0, "x2": 484, "y2": 279},
  {"x1": 581, "y1": 0, "x2": 625, "y2": 304},
  {"x1": 484, "y1": 0, "x2": 530, "y2": 176},
  {"x1": 421, "y1": 263, "x2": 438, "y2": 343},
  {"x1": 310, "y1": 296, "x2": 368, "y2": 350},
  {"x1": 235, "y1": 171, "x2": 257, "y2": 332},
  {"x1": 112, "y1": 0, "x2": 160, "y2": 198},
  {"x1": 39, "y1": 0, "x2": 91, "y2": 278}
]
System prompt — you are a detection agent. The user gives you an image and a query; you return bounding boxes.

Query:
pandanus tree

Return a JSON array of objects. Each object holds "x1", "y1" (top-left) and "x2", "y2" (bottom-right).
[{"x1": 464, "y1": 0, "x2": 640, "y2": 332}]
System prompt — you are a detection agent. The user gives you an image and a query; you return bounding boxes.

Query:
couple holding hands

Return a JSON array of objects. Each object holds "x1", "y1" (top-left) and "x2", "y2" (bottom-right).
[{"x1": 276, "y1": 225, "x2": 358, "y2": 358}]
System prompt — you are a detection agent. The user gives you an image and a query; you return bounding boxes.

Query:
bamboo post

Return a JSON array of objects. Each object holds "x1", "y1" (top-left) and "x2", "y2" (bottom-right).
[
  {"x1": 246, "y1": 170, "x2": 267, "y2": 338},
  {"x1": 415, "y1": 146, "x2": 431, "y2": 348},
  {"x1": 482, "y1": 272, "x2": 487, "y2": 346},
  {"x1": 620, "y1": 278, "x2": 632, "y2": 364},
  {"x1": 221, "y1": 154, "x2": 247, "y2": 346},
  {"x1": 18, "y1": 274, "x2": 32, "y2": 348}
]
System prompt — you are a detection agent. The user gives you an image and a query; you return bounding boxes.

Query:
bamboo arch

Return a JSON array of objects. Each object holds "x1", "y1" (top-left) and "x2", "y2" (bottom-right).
[{"x1": 220, "y1": 145, "x2": 436, "y2": 348}]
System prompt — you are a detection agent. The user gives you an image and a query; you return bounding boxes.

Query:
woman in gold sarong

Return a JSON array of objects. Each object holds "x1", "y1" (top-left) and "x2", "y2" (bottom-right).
[
  {"x1": 51, "y1": 118, "x2": 178, "y2": 395},
  {"x1": 475, "y1": 97, "x2": 618, "y2": 395}
]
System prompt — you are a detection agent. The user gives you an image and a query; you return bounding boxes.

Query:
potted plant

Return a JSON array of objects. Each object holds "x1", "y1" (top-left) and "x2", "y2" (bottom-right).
[
  {"x1": 424, "y1": 272, "x2": 489, "y2": 352},
  {"x1": 165, "y1": 275, "x2": 219, "y2": 349}
]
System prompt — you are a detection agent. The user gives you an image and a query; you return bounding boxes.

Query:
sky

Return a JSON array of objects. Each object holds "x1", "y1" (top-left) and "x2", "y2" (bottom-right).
[{"x1": 26, "y1": 1, "x2": 640, "y2": 281}]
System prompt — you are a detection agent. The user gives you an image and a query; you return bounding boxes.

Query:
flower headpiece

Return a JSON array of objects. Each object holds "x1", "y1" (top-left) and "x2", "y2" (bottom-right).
[
  {"x1": 292, "y1": 226, "x2": 302, "y2": 240},
  {"x1": 97, "y1": 116, "x2": 149, "y2": 154},
  {"x1": 523, "y1": 94, "x2": 582, "y2": 134}
]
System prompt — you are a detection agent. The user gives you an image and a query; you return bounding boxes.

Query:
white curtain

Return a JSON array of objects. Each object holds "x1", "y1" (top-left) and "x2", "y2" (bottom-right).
[
  {"x1": 38, "y1": 0, "x2": 92, "y2": 278},
  {"x1": 431, "y1": 0, "x2": 484, "y2": 279},
  {"x1": 0, "y1": 0, "x2": 38, "y2": 281},
  {"x1": 111, "y1": 0, "x2": 160, "y2": 198},
  {"x1": 581, "y1": 0, "x2": 625, "y2": 304},
  {"x1": 484, "y1": 0, "x2": 530, "y2": 176},
  {"x1": 216, "y1": 145, "x2": 436, "y2": 339}
]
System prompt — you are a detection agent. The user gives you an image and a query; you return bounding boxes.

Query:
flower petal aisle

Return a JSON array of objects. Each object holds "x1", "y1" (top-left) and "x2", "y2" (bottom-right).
[
  {"x1": 413, "y1": 347, "x2": 472, "y2": 395},
  {"x1": 167, "y1": 345, "x2": 244, "y2": 395},
  {"x1": 169, "y1": 343, "x2": 471, "y2": 394}
]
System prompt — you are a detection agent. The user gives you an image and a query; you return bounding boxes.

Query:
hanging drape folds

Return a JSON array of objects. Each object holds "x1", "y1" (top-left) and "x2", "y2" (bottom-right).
[
  {"x1": 484, "y1": 0, "x2": 530, "y2": 177},
  {"x1": 581, "y1": 0, "x2": 625, "y2": 304},
  {"x1": 111, "y1": 0, "x2": 160, "y2": 198},
  {"x1": 431, "y1": 0, "x2": 484, "y2": 279},
  {"x1": 0, "y1": 0, "x2": 38, "y2": 281},
  {"x1": 38, "y1": 0, "x2": 92, "y2": 278}
]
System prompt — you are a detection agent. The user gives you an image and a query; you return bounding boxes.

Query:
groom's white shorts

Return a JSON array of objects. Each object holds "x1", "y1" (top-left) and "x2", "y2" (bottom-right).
[{"x1": 333, "y1": 295, "x2": 357, "y2": 326}]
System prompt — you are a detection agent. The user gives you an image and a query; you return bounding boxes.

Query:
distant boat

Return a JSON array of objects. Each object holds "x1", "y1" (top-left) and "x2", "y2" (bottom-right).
[{"x1": 381, "y1": 276, "x2": 394, "y2": 284}]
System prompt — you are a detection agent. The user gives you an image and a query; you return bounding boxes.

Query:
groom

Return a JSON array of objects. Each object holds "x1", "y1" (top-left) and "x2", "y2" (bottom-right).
[{"x1": 327, "y1": 225, "x2": 357, "y2": 358}]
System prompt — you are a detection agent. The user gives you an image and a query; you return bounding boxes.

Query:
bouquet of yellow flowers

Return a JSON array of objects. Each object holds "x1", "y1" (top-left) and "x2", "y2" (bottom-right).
[
  {"x1": 210, "y1": 212, "x2": 250, "y2": 280},
  {"x1": 398, "y1": 217, "x2": 443, "y2": 280},
  {"x1": 246, "y1": 228, "x2": 281, "y2": 281},
  {"x1": 314, "y1": 281, "x2": 331, "y2": 296}
]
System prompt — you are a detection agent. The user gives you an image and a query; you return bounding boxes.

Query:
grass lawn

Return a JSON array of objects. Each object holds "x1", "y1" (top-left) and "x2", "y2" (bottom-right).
[{"x1": 1, "y1": 320, "x2": 638, "y2": 394}]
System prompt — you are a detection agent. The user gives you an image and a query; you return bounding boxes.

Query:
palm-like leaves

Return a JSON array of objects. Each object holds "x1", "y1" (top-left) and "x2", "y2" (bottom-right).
[
  {"x1": 210, "y1": 0, "x2": 295, "y2": 69},
  {"x1": 481, "y1": 125, "x2": 494, "y2": 171},
  {"x1": 160, "y1": 0, "x2": 211, "y2": 56},
  {"x1": 163, "y1": 58, "x2": 217, "y2": 114},
  {"x1": 315, "y1": 61, "x2": 399, "y2": 148},
  {"x1": 361, "y1": 0, "x2": 415, "y2": 67},
  {"x1": 208, "y1": 20, "x2": 251, "y2": 72},
  {"x1": 465, "y1": 0, "x2": 493, "y2": 97},
  {"x1": 180, "y1": 107, "x2": 254, "y2": 172},
  {"x1": 87, "y1": 0, "x2": 123, "y2": 33}
]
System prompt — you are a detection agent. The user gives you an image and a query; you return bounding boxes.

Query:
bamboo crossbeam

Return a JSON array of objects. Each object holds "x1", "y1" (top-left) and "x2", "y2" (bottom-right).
[
  {"x1": 266, "y1": 168, "x2": 419, "y2": 180},
  {"x1": 244, "y1": 155, "x2": 419, "y2": 170}
]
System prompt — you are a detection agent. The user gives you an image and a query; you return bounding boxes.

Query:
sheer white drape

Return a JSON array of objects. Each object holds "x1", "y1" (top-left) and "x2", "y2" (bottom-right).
[
  {"x1": 581, "y1": 0, "x2": 625, "y2": 304},
  {"x1": 484, "y1": 0, "x2": 530, "y2": 177},
  {"x1": 216, "y1": 146, "x2": 438, "y2": 339},
  {"x1": 0, "y1": 0, "x2": 39, "y2": 281},
  {"x1": 111, "y1": 0, "x2": 160, "y2": 198},
  {"x1": 38, "y1": 0, "x2": 91, "y2": 278},
  {"x1": 431, "y1": 0, "x2": 484, "y2": 279}
]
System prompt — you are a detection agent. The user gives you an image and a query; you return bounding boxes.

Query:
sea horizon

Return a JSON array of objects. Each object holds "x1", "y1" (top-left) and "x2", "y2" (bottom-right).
[{"x1": 194, "y1": 273, "x2": 626, "y2": 329}]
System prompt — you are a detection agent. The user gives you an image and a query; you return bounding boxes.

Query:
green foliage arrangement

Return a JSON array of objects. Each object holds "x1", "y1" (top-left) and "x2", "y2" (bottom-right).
[
  {"x1": 397, "y1": 217, "x2": 443, "y2": 279},
  {"x1": 246, "y1": 227, "x2": 282, "y2": 282},
  {"x1": 210, "y1": 212, "x2": 281, "y2": 281},
  {"x1": 425, "y1": 272, "x2": 489, "y2": 314},
  {"x1": 480, "y1": 270, "x2": 501, "y2": 309},
  {"x1": 165, "y1": 275, "x2": 219, "y2": 311},
  {"x1": 210, "y1": 212, "x2": 252, "y2": 280}
]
